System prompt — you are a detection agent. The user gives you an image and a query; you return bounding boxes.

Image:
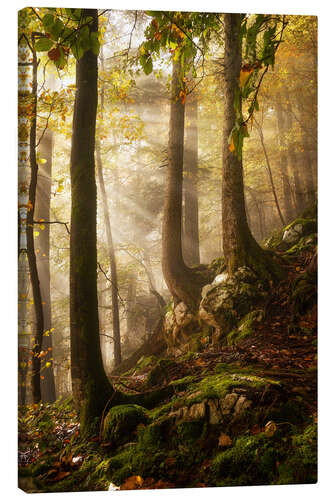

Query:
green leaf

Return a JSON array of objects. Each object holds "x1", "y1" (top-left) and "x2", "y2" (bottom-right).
[
  {"x1": 90, "y1": 31, "x2": 100, "y2": 56},
  {"x1": 50, "y1": 17, "x2": 65, "y2": 40},
  {"x1": 35, "y1": 37, "x2": 53, "y2": 52},
  {"x1": 42, "y1": 14, "x2": 54, "y2": 31}
]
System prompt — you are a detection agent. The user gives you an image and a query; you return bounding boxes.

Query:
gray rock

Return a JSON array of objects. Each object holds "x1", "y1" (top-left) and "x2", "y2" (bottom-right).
[
  {"x1": 234, "y1": 395, "x2": 252, "y2": 415},
  {"x1": 188, "y1": 401, "x2": 206, "y2": 419},
  {"x1": 282, "y1": 223, "x2": 303, "y2": 244},
  {"x1": 220, "y1": 393, "x2": 239, "y2": 415},
  {"x1": 208, "y1": 399, "x2": 221, "y2": 424},
  {"x1": 174, "y1": 301, "x2": 194, "y2": 328}
]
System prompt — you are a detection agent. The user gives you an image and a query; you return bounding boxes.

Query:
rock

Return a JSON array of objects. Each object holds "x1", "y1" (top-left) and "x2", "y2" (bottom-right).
[
  {"x1": 188, "y1": 402, "x2": 206, "y2": 419},
  {"x1": 218, "y1": 432, "x2": 232, "y2": 448},
  {"x1": 208, "y1": 400, "x2": 220, "y2": 425},
  {"x1": 213, "y1": 272, "x2": 229, "y2": 285},
  {"x1": 220, "y1": 393, "x2": 239, "y2": 415},
  {"x1": 233, "y1": 395, "x2": 252, "y2": 415},
  {"x1": 199, "y1": 266, "x2": 267, "y2": 338},
  {"x1": 282, "y1": 223, "x2": 303, "y2": 244},
  {"x1": 174, "y1": 302, "x2": 194, "y2": 328}
]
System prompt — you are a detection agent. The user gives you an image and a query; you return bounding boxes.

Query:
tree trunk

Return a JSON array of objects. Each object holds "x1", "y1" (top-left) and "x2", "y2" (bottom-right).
[
  {"x1": 18, "y1": 37, "x2": 32, "y2": 405},
  {"x1": 222, "y1": 14, "x2": 278, "y2": 279},
  {"x1": 36, "y1": 129, "x2": 57, "y2": 403},
  {"x1": 183, "y1": 94, "x2": 200, "y2": 267},
  {"x1": 297, "y1": 103, "x2": 316, "y2": 204},
  {"x1": 162, "y1": 59, "x2": 205, "y2": 308},
  {"x1": 96, "y1": 142, "x2": 122, "y2": 368},
  {"x1": 69, "y1": 9, "x2": 113, "y2": 433},
  {"x1": 275, "y1": 101, "x2": 294, "y2": 222},
  {"x1": 256, "y1": 122, "x2": 285, "y2": 226},
  {"x1": 26, "y1": 46, "x2": 44, "y2": 404}
]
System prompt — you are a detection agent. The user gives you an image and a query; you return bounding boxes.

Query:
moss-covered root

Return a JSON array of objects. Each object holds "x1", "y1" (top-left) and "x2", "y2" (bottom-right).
[{"x1": 101, "y1": 404, "x2": 148, "y2": 446}]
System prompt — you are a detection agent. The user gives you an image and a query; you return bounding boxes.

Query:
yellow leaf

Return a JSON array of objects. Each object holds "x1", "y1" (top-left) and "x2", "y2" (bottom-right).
[
  {"x1": 45, "y1": 362, "x2": 51, "y2": 368},
  {"x1": 240, "y1": 67, "x2": 253, "y2": 88},
  {"x1": 229, "y1": 136, "x2": 235, "y2": 153}
]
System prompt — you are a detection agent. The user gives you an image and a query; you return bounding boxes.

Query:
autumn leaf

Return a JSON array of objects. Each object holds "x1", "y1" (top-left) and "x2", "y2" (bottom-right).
[
  {"x1": 120, "y1": 475, "x2": 144, "y2": 490},
  {"x1": 240, "y1": 65, "x2": 254, "y2": 88},
  {"x1": 218, "y1": 432, "x2": 232, "y2": 448},
  {"x1": 229, "y1": 135, "x2": 236, "y2": 153},
  {"x1": 48, "y1": 47, "x2": 61, "y2": 61}
]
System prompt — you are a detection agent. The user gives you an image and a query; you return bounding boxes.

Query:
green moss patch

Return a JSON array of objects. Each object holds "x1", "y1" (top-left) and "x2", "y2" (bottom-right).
[{"x1": 102, "y1": 404, "x2": 148, "y2": 445}]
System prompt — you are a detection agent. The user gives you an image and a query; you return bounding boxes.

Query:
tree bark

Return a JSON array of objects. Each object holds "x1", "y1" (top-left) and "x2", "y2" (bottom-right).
[
  {"x1": 183, "y1": 94, "x2": 200, "y2": 267},
  {"x1": 96, "y1": 142, "x2": 122, "y2": 368},
  {"x1": 275, "y1": 101, "x2": 294, "y2": 222},
  {"x1": 256, "y1": 122, "x2": 285, "y2": 226},
  {"x1": 69, "y1": 9, "x2": 113, "y2": 433},
  {"x1": 26, "y1": 46, "x2": 44, "y2": 404},
  {"x1": 162, "y1": 59, "x2": 206, "y2": 308},
  {"x1": 222, "y1": 14, "x2": 278, "y2": 279},
  {"x1": 36, "y1": 129, "x2": 57, "y2": 403}
]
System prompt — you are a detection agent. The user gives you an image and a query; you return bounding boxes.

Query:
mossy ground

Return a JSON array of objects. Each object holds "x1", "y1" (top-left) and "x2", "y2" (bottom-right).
[{"x1": 18, "y1": 211, "x2": 317, "y2": 492}]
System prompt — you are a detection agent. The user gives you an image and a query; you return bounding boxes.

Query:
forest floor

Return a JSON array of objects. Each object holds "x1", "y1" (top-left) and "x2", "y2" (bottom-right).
[{"x1": 18, "y1": 213, "x2": 317, "y2": 492}]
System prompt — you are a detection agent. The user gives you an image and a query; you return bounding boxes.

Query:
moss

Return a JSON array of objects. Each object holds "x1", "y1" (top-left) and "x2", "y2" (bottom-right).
[
  {"x1": 176, "y1": 419, "x2": 205, "y2": 446},
  {"x1": 209, "y1": 256, "x2": 226, "y2": 275},
  {"x1": 102, "y1": 404, "x2": 148, "y2": 445},
  {"x1": 292, "y1": 270, "x2": 317, "y2": 316},
  {"x1": 187, "y1": 372, "x2": 279, "y2": 405},
  {"x1": 286, "y1": 233, "x2": 317, "y2": 255},
  {"x1": 284, "y1": 217, "x2": 317, "y2": 236},
  {"x1": 277, "y1": 423, "x2": 317, "y2": 484},
  {"x1": 226, "y1": 310, "x2": 260, "y2": 346},
  {"x1": 146, "y1": 359, "x2": 177, "y2": 386}
]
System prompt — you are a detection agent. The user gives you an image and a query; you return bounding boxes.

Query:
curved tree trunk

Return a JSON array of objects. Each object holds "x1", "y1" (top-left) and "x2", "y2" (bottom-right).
[
  {"x1": 69, "y1": 9, "x2": 113, "y2": 434},
  {"x1": 36, "y1": 129, "x2": 57, "y2": 403},
  {"x1": 222, "y1": 14, "x2": 278, "y2": 279},
  {"x1": 183, "y1": 94, "x2": 200, "y2": 267},
  {"x1": 162, "y1": 59, "x2": 206, "y2": 309}
]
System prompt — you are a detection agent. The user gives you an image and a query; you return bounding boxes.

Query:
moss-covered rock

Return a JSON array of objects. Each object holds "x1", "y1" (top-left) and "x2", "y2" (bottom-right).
[
  {"x1": 101, "y1": 404, "x2": 148, "y2": 446},
  {"x1": 199, "y1": 267, "x2": 268, "y2": 339},
  {"x1": 226, "y1": 310, "x2": 263, "y2": 346}
]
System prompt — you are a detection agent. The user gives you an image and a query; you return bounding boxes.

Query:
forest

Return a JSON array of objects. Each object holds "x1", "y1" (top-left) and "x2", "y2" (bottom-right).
[{"x1": 17, "y1": 7, "x2": 317, "y2": 492}]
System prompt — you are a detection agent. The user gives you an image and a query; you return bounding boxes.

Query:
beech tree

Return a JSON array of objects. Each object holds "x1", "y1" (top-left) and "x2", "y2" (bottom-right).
[
  {"x1": 221, "y1": 13, "x2": 285, "y2": 278},
  {"x1": 69, "y1": 9, "x2": 113, "y2": 431}
]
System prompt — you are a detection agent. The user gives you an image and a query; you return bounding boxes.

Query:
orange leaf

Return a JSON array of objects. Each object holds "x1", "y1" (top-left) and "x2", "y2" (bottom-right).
[
  {"x1": 120, "y1": 475, "x2": 144, "y2": 490},
  {"x1": 229, "y1": 136, "x2": 235, "y2": 153}
]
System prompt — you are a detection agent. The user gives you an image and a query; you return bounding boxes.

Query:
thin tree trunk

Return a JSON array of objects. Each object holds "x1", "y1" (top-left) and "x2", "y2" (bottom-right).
[
  {"x1": 96, "y1": 143, "x2": 121, "y2": 367},
  {"x1": 297, "y1": 103, "x2": 316, "y2": 204},
  {"x1": 256, "y1": 122, "x2": 285, "y2": 226},
  {"x1": 275, "y1": 101, "x2": 294, "y2": 222},
  {"x1": 36, "y1": 129, "x2": 56, "y2": 403},
  {"x1": 222, "y1": 14, "x2": 278, "y2": 279},
  {"x1": 183, "y1": 94, "x2": 200, "y2": 267},
  {"x1": 283, "y1": 91, "x2": 305, "y2": 214},
  {"x1": 69, "y1": 9, "x2": 113, "y2": 433},
  {"x1": 26, "y1": 46, "x2": 44, "y2": 404}
]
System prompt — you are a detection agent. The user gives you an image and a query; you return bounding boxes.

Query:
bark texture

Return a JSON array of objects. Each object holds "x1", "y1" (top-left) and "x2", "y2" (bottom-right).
[
  {"x1": 183, "y1": 94, "x2": 200, "y2": 267},
  {"x1": 96, "y1": 142, "x2": 122, "y2": 368},
  {"x1": 162, "y1": 59, "x2": 207, "y2": 309},
  {"x1": 69, "y1": 9, "x2": 113, "y2": 433},
  {"x1": 222, "y1": 14, "x2": 278, "y2": 279},
  {"x1": 27, "y1": 47, "x2": 44, "y2": 404},
  {"x1": 36, "y1": 129, "x2": 56, "y2": 403}
]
